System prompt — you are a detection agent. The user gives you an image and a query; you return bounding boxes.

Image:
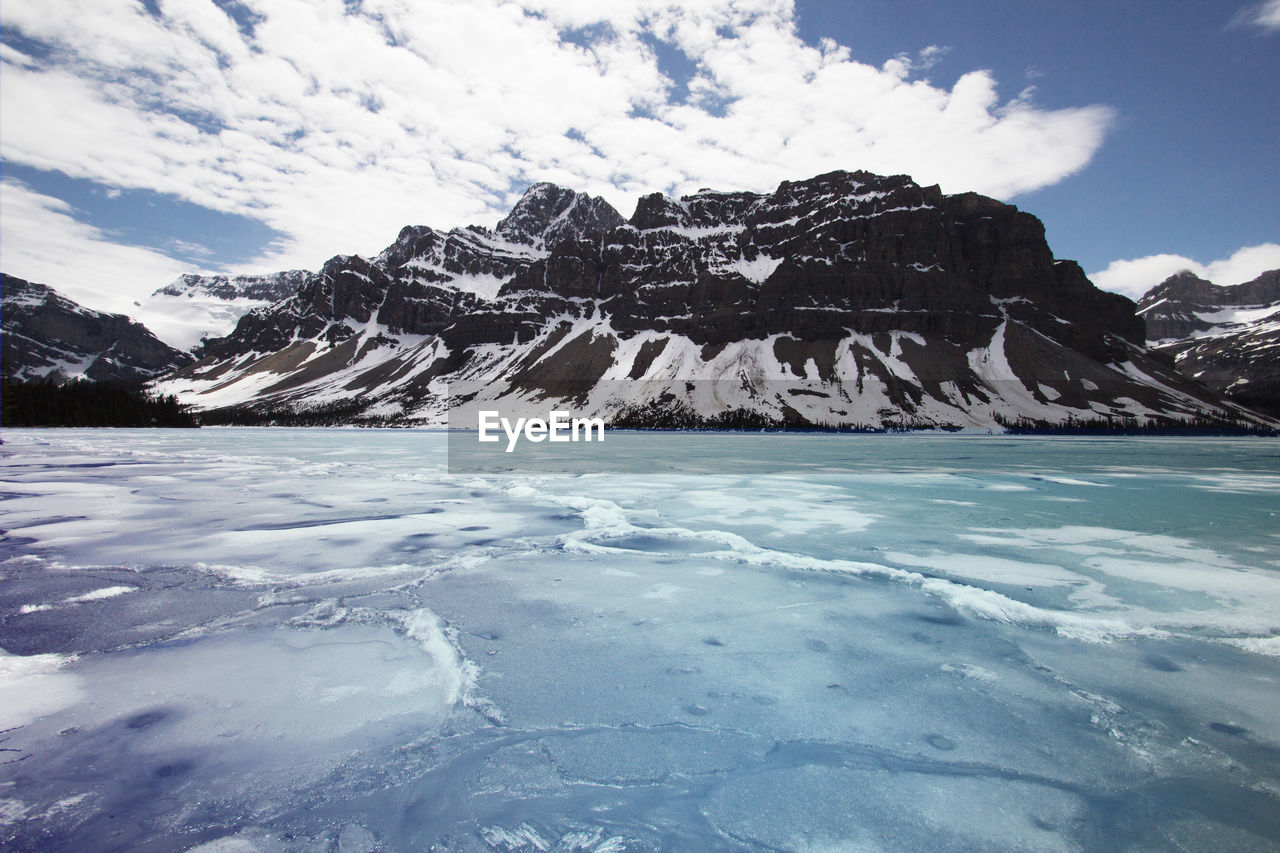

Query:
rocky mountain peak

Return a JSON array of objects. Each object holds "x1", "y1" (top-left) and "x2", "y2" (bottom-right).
[
  {"x1": 3, "y1": 273, "x2": 191, "y2": 385},
  {"x1": 627, "y1": 171, "x2": 947, "y2": 234},
  {"x1": 1137, "y1": 267, "x2": 1280, "y2": 416},
  {"x1": 1136, "y1": 270, "x2": 1213, "y2": 311},
  {"x1": 628, "y1": 192, "x2": 691, "y2": 230},
  {"x1": 495, "y1": 183, "x2": 625, "y2": 248},
  {"x1": 375, "y1": 225, "x2": 442, "y2": 271},
  {"x1": 1138, "y1": 268, "x2": 1280, "y2": 317}
]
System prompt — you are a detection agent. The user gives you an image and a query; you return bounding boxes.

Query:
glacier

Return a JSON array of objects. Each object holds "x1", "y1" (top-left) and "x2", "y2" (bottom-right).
[{"x1": 1, "y1": 428, "x2": 1279, "y2": 851}]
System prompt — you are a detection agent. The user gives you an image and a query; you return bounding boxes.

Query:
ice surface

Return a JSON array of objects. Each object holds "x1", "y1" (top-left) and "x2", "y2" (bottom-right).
[
  {"x1": 0, "y1": 649, "x2": 82, "y2": 729},
  {"x1": 1, "y1": 429, "x2": 1279, "y2": 851}
]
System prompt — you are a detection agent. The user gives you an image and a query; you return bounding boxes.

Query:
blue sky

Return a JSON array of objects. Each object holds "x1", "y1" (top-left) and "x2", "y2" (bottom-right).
[
  {"x1": 793, "y1": 0, "x2": 1280, "y2": 294},
  {"x1": 1, "y1": 0, "x2": 1277, "y2": 315}
]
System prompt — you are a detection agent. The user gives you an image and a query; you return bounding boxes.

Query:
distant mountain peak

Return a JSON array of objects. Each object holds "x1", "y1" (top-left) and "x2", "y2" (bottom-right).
[
  {"x1": 156, "y1": 270, "x2": 309, "y2": 302},
  {"x1": 132, "y1": 270, "x2": 309, "y2": 351},
  {"x1": 1138, "y1": 267, "x2": 1280, "y2": 415},
  {"x1": 1139, "y1": 268, "x2": 1280, "y2": 315}
]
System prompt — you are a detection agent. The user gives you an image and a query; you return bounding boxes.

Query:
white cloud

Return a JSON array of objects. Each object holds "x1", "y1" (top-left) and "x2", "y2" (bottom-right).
[
  {"x1": 1089, "y1": 243, "x2": 1280, "y2": 299},
  {"x1": 0, "y1": 179, "x2": 193, "y2": 315},
  {"x1": 884, "y1": 44, "x2": 950, "y2": 78},
  {"x1": 167, "y1": 239, "x2": 217, "y2": 260},
  {"x1": 1234, "y1": 0, "x2": 1280, "y2": 32},
  {"x1": 1, "y1": 0, "x2": 1117, "y2": 304}
]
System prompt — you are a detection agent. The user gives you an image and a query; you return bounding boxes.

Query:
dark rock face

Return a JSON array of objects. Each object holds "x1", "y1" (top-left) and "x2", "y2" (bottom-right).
[
  {"x1": 495, "y1": 183, "x2": 626, "y2": 248},
  {"x1": 155, "y1": 173, "x2": 1267, "y2": 428},
  {"x1": 1138, "y1": 269, "x2": 1280, "y2": 415},
  {"x1": 459, "y1": 171, "x2": 1141, "y2": 356},
  {"x1": 2, "y1": 275, "x2": 191, "y2": 386}
]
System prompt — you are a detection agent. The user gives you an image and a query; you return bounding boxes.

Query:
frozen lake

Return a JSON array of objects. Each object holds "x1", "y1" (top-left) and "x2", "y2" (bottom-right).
[{"x1": 2, "y1": 428, "x2": 1279, "y2": 852}]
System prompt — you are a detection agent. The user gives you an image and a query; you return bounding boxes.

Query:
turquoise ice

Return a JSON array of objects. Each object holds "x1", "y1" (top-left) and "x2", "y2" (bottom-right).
[{"x1": 1, "y1": 429, "x2": 1278, "y2": 851}]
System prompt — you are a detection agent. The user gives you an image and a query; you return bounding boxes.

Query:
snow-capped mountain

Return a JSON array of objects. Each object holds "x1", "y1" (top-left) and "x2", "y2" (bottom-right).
[
  {"x1": 2, "y1": 274, "x2": 190, "y2": 385},
  {"x1": 155, "y1": 171, "x2": 1269, "y2": 429},
  {"x1": 132, "y1": 270, "x2": 309, "y2": 351},
  {"x1": 1138, "y1": 269, "x2": 1280, "y2": 416}
]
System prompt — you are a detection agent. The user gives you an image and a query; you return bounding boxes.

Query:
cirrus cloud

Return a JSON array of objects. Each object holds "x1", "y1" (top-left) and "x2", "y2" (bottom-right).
[
  {"x1": 1232, "y1": 0, "x2": 1280, "y2": 32},
  {"x1": 1, "y1": 0, "x2": 1116, "y2": 309}
]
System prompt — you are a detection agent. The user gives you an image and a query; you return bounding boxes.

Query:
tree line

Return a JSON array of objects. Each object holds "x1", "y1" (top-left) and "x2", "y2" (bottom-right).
[{"x1": 1, "y1": 377, "x2": 198, "y2": 428}]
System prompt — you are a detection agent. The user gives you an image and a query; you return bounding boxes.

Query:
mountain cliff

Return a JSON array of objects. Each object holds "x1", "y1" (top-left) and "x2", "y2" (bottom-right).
[
  {"x1": 2, "y1": 274, "x2": 191, "y2": 386},
  {"x1": 1138, "y1": 269, "x2": 1280, "y2": 416},
  {"x1": 153, "y1": 170, "x2": 1266, "y2": 429}
]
